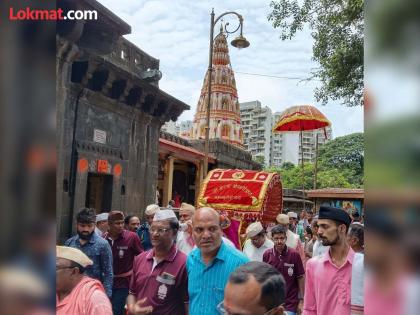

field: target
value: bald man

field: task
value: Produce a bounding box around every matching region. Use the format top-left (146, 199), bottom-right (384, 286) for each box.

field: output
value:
top-left (187, 207), bottom-right (249, 315)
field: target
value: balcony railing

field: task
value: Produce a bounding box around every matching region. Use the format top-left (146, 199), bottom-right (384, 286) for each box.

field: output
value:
top-left (105, 37), bottom-right (160, 78)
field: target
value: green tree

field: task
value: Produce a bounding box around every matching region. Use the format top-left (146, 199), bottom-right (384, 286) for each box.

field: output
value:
top-left (268, 0), bottom-right (364, 106)
top-left (268, 163), bottom-right (355, 189)
top-left (253, 155), bottom-right (266, 169)
top-left (280, 161), bottom-right (295, 170)
top-left (317, 132), bottom-right (364, 187)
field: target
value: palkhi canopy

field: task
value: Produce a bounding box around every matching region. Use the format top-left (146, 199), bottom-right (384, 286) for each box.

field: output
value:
top-left (198, 169), bottom-right (282, 222)
top-left (273, 105), bottom-right (331, 132)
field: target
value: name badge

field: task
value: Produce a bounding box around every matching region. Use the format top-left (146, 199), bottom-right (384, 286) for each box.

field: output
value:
top-left (156, 272), bottom-right (175, 285)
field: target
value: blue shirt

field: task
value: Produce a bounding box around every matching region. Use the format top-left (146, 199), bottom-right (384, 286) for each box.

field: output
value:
top-left (187, 241), bottom-right (249, 315)
top-left (65, 232), bottom-right (113, 297)
top-left (137, 223), bottom-right (152, 251)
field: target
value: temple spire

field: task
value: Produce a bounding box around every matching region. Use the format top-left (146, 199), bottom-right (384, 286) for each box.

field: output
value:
top-left (191, 24), bottom-right (244, 148)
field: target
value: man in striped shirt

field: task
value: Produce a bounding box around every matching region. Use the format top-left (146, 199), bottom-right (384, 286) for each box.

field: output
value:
top-left (187, 207), bottom-right (249, 315)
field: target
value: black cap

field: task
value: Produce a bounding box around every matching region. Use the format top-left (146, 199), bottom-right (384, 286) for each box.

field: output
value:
top-left (318, 206), bottom-right (351, 225)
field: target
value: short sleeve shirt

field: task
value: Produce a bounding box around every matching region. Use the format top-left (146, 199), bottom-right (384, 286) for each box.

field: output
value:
top-left (263, 246), bottom-right (305, 312)
top-left (303, 247), bottom-right (355, 315)
top-left (104, 230), bottom-right (143, 288)
top-left (129, 245), bottom-right (188, 315)
top-left (187, 242), bottom-right (249, 315)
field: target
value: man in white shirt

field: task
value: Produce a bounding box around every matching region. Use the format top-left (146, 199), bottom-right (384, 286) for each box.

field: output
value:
top-left (95, 212), bottom-right (109, 236)
top-left (311, 217), bottom-right (329, 257)
top-left (176, 203), bottom-right (196, 255)
top-left (242, 222), bottom-right (274, 262)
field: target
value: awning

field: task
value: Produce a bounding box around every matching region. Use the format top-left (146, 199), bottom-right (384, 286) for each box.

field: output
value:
top-left (159, 138), bottom-right (216, 163)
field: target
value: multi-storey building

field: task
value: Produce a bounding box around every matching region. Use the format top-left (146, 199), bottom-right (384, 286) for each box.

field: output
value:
top-left (238, 105), bottom-right (333, 168)
top-left (240, 101), bottom-right (272, 166)
top-left (297, 128), bottom-right (332, 165)
top-left (271, 111), bottom-right (332, 166)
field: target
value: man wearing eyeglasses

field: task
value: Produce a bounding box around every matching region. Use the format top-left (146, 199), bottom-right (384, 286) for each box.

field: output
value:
top-left (187, 207), bottom-right (249, 315)
top-left (242, 221), bottom-right (274, 262)
top-left (127, 209), bottom-right (189, 315)
top-left (220, 261), bottom-right (287, 315)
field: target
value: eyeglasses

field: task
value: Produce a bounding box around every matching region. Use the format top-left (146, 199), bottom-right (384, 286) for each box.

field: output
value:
top-left (150, 227), bottom-right (171, 235)
top-left (216, 301), bottom-right (279, 315)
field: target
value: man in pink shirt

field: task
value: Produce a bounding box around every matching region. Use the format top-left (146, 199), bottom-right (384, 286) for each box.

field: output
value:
top-left (303, 206), bottom-right (354, 315)
top-left (56, 246), bottom-right (112, 315)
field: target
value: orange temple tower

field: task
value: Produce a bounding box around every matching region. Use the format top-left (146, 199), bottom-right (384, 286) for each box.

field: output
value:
top-left (191, 27), bottom-right (244, 149)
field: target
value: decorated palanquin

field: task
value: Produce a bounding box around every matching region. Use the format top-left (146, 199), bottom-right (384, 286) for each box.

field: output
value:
top-left (198, 169), bottom-right (282, 249)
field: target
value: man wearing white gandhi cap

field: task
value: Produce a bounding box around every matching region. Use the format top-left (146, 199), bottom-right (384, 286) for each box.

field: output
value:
top-left (127, 209), bottom-right (189, 314)
top-left (153, 209), bottom-right (177, 221)
top-left (95, 212), bottom-right (109, 236)
top-left (242, 222), bottom-right (274, 262)
top-left (56, 246), bottom-right (112, 315)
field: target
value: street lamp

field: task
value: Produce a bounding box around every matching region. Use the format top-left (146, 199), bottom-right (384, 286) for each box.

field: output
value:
top-left (203, 9), bottom-right (250, 178)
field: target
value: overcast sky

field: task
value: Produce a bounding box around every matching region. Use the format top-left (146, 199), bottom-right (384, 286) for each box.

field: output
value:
top-left (98, 0), bottom-right (363, 137)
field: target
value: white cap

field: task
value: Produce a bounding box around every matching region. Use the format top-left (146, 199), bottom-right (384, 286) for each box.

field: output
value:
top-left (287, 212), bottom-right (298, 219)
top-left (153, 209), bottom-right (177, 221)
top-left (276, 214), bottom-right (289, 225)
top-left (56, 246), bottom-right (93, 268)
top-left (96, 212), bottom-right (108, 223)
top-left (246, 222), bottom-right (264, 238)
top-left (145, 204), bottom-right (160, 216)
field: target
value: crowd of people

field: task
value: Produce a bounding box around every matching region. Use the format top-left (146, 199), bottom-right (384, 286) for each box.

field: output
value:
top-left (56, 203), bottom-right (364, 315)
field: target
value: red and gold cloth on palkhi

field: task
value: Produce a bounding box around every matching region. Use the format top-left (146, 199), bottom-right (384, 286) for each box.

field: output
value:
top-left (198, 169), bottom-right (282, 223)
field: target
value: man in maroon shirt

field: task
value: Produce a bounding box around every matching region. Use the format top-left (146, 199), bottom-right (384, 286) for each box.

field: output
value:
top-left (263, 224), bottom-right (305, 315)
top-left (104, 210), bottom-right (143, 315)
top-left (127, 209), bottom-right (188, 315)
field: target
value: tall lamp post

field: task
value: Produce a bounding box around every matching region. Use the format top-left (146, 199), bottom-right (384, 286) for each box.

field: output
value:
top-left (202, 9), bottom-right (250, 178)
